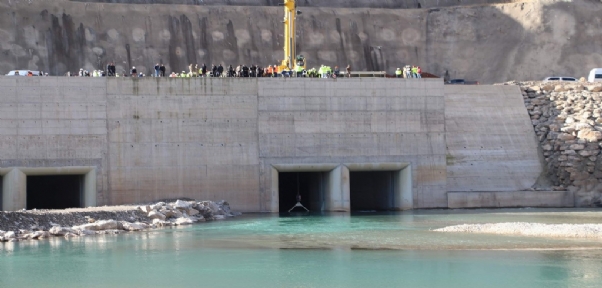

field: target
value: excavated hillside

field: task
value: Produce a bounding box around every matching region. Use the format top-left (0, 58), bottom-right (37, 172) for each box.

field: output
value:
top-left (0, 0), bottom-right (600, 83)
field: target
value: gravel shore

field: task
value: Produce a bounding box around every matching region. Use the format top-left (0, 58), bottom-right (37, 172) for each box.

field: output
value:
top-left (435, 222), bottom-right (602, 239)
top-left (0, 200), bottom-right (239, 242)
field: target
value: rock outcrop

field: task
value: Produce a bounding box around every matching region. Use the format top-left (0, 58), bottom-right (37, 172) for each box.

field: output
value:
top-left (1, 0), bottom-right (601, 83)
top-left (0, 200), bottom-right (239, 243)
top-left (510, 81), bottom-right (602, 207)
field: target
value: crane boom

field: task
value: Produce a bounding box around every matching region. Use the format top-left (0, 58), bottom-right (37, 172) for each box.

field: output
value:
top-left (280, 0), bottom-right (305, 72)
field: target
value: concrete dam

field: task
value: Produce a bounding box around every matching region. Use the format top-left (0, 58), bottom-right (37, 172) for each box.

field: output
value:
top-left (0, 77), bottom-right (572, 212)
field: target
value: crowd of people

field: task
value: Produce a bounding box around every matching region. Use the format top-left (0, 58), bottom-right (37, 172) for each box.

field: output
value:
top-left (395, 65), bottom-right (422, 78)
top-left (63, 62), bottom-right (422, 79)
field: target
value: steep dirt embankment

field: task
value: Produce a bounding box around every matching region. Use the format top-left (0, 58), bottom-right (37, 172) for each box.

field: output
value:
top-left (0, 0), bottom-right (600, 83)
top-left (512, 81), bottom-right (602, 207)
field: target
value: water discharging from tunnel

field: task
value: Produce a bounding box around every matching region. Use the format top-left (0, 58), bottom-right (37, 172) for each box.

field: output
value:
top-left (2, 209), bottom-right (602, 287)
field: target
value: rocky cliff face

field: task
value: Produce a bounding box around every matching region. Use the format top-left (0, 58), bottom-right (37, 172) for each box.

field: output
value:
top-left (71, 0), bottom-right (521, 9)
top-left (516, 81), bottom-right (602, 207)
top-left (0, 0), bottom-right (601, 83)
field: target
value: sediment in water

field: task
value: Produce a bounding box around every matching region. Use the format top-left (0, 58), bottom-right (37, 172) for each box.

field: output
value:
top-left (435, 222), bottom-right (602, 239)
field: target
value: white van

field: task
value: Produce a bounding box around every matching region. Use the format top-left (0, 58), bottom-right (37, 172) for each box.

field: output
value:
top-left (5, 70), bottom-right (41, 76)
top-left (588, 68), bottom-right (602, 83)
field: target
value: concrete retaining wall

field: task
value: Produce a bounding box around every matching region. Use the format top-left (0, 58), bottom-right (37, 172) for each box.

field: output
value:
top-left (445, 85), bottom-right (543, 192)
top-left (0, 77), bottom-right (558, 211)
top-left (0, 77), bottom-right (448, 212)
top-left (447, 191), bottom-right (574, 209)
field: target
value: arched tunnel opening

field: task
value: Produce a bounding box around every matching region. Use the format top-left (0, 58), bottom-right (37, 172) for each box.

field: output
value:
top-left (27, 175), bottom-right (84, 210)
top-left (278, 172), bottom-right (326, 212)
top-left (350, 171), bottom-right (396, 211)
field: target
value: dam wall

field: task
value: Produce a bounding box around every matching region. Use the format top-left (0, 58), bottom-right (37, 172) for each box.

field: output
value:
top-left (444, 85), bottom-right (573, 208)
top-left (0, 77), bottom-right (572, 211)
top-left (0, 77), bottom-right (446, 212)
top-left (1, 0), bottom-right (602, 84)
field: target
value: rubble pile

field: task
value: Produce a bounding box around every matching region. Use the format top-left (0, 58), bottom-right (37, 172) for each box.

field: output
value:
top-left (515, 81), bottom-right (602, 206)
top-left (0, 200), bottom-right (239, 243)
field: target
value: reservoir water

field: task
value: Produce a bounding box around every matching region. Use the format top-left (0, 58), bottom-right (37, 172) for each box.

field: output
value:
top-left (1, 209), bottom-right (602, 287)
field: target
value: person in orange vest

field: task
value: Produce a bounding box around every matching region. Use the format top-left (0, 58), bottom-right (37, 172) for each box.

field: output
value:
top-left (273, 65), bottom-right (279, 77)
top-left (266, 65), bottom-right (273, 77)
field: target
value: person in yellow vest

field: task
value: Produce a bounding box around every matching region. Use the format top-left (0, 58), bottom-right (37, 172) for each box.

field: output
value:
top-left (295, 65), bottom-right (304, 77)
top-left (410, 66), bottom-right (417, 78)
top-left (395, 68), bottom-right (402, 78)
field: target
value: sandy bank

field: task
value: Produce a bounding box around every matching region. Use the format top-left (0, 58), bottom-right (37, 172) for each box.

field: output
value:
top-left (435, 222), bottom-right (602, 239)
top-left (0, 200), bottom-right (239, 242)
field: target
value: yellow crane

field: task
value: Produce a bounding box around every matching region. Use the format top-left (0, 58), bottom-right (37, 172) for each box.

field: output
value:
top-left (279, 0), bottom-right (305, 73)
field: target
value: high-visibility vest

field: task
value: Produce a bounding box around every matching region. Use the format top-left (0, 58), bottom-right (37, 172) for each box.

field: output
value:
top-left (395, 69), bottom-right (402, 75)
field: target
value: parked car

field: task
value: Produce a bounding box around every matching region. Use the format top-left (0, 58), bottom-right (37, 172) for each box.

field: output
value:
top-left (588, 68), bottom-right (602, 83)
top-left (5, 70), bottom-right (41, 76)
top-left (445, 79), bottom-right (479, 85)
top-left (542, 76), bottom-right (577, 82)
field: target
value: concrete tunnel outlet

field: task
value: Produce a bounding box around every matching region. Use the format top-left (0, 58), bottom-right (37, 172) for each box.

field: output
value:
top-left (273, 163), bottom-right (413, 213)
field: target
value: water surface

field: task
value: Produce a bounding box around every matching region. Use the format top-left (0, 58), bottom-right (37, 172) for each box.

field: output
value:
top-left (1, 209), bottom-right (602, 287)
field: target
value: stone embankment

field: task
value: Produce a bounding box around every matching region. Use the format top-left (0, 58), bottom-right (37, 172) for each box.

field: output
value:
top-left (503, 81), bottom-right (602, 207)
top-left (0, 200), bottom-right (239, 243)
top-left (435, 222), bottom-right (602, 239)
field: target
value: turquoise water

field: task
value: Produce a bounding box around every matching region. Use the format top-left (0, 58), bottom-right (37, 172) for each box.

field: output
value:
top-left (2, 209), bottom-right (602, 287)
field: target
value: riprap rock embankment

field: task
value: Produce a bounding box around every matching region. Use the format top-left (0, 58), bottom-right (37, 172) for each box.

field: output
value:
top-left (512, 82), bottom-right (602, 207)
top-left (0, 200), bottom-right (238, 242)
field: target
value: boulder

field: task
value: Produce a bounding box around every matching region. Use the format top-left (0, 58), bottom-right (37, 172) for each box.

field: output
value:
top-left (557, 133), bottom-right (576, 141)
top-left (187, 208), bottom-right (200, 216)
top-left (174, 217), bottom-right (196, 225)
top-left (121, 222), bottom-right (149, 231)
top-left (152, 219), bottom-right (173, 227)
top-left (578, 129), bottom-right (602, 142)
top-left (542, 143), bottom-right (553, 151)
top-left (73, 220), bottom-right (119, 231)
top-left (49, 226), bottom-right (76, 236)
top-left (77, 230), bottom-right (96, 236)
top-left (148, 211), bottom-right (166, 221)
top-left (173, 200), bottom-right (191, 210)
top-left (138, 205), bottom-right (153, 213)
top-left (160, 209), bottom-right (182, 219)
top-left (569, 144), bottom-right (585, 150)
top-left (4, 231), bottom-right (16, 239)
top-left (153, 202), bottom-right (166, 210)
top-left (587, 86), bottom-right (602, 92)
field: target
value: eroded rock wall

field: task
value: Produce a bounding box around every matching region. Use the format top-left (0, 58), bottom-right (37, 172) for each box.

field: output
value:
top-left (70, 0), bottom-right (522, 9)
top-left (0, 0), bottom-right (601, 83)
top-left (517, 82), bottom-right (602, 207)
